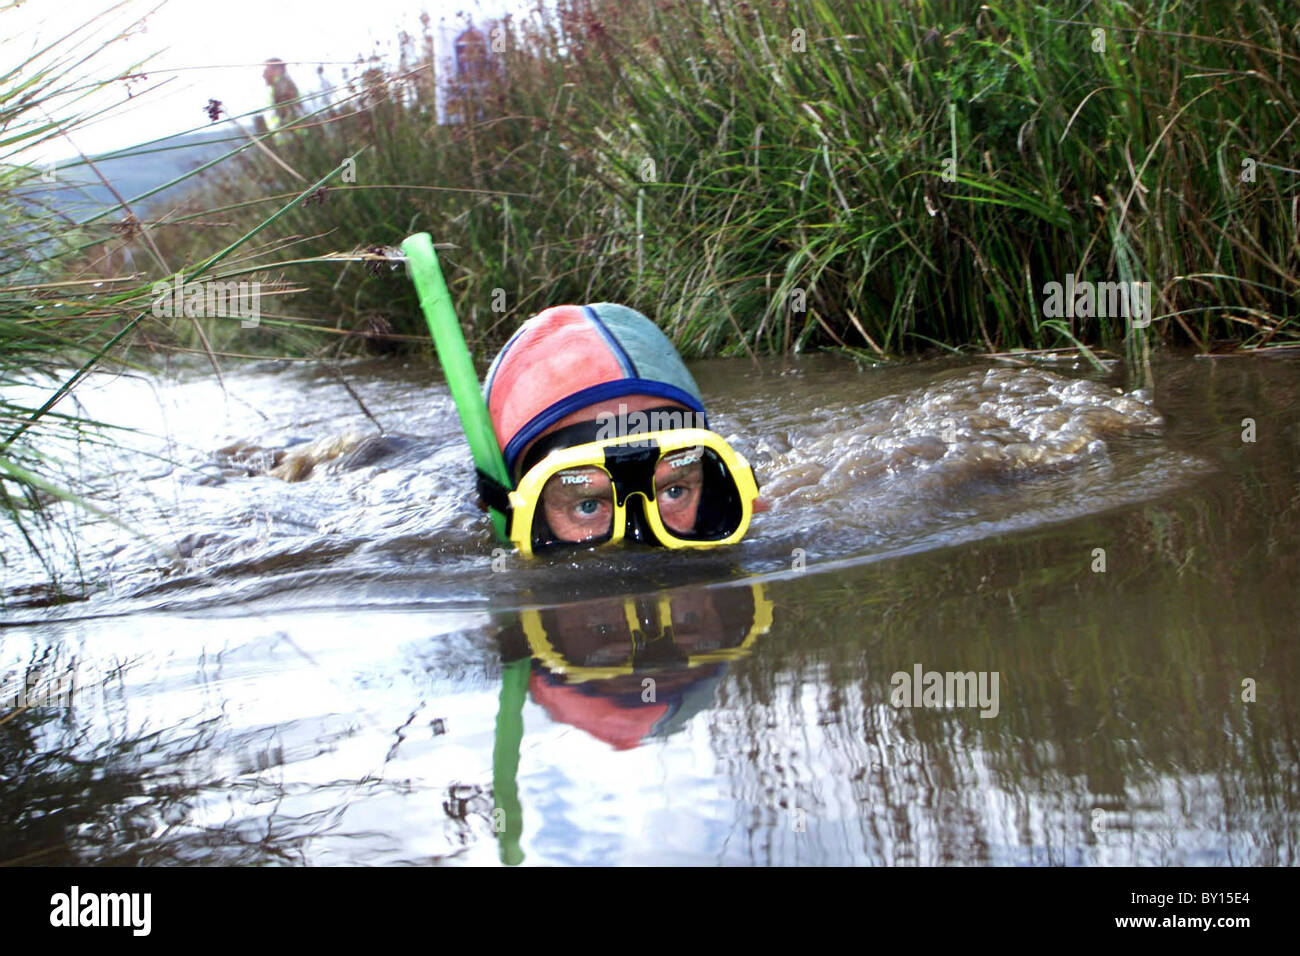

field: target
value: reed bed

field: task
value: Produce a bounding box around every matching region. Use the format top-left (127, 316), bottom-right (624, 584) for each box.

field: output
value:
top-left (1, 4), bottom-right (351, 575)
top-left (156, 0), bottom-right (1299, 360)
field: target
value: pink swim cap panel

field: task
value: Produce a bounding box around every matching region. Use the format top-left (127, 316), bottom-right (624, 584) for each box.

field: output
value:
top-left (529, 673), bottom-right (667, 750)
top-left (484, 303), bottom-right (707, 477)
top-left (485, 306), bottom-right (625, 456)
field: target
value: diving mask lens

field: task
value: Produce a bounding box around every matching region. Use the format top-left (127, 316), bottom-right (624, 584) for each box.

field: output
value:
top-left (534, 465), bottom-right (616, 548)
top-left (653, 444), bottom-right (746, 542)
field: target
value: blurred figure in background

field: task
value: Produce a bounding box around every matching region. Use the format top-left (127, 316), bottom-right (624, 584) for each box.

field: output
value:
top-left (253, 58), bottom-right (301, 136)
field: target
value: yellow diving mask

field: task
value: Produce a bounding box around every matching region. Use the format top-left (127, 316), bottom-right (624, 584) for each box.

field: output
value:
top-left (477, 425), bottom-right (759, 558)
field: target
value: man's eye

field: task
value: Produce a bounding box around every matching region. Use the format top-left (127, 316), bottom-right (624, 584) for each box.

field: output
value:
top-left (576, 498), bottom-right (602, 515)
top-left (661, 484), bottom-right (687, 500)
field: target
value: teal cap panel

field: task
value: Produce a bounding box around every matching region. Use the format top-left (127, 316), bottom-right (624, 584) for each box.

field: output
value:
top-left (585, 303), bottom-right (704, 406)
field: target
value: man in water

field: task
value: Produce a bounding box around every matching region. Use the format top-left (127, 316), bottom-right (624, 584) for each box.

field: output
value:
top-left (477, 303), bottom-right (763, 556)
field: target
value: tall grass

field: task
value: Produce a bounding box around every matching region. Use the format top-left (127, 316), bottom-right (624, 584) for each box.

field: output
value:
top-left (0, 3), bottom-right (354, 585)
top-left (157, 0), bottom-right (1300, 361)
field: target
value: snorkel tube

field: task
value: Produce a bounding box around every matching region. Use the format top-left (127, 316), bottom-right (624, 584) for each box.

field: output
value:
top-left (401, 233), bottom-right (511, 543)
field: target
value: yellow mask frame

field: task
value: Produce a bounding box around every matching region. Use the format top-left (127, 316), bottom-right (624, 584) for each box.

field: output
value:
top-left (505, 428), bottom-right (759, 558)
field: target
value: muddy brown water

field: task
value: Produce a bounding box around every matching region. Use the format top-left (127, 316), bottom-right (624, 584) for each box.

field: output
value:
top-left (1, 352), bottom-right (1296, 865)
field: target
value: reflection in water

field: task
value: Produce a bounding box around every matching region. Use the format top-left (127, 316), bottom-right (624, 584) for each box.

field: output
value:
top-left (0, 641), bottom-right (303, 865)
top-left (1, 355), bottom-right (1297, 866)
top-left (490, 583), bottom-right (772, 864)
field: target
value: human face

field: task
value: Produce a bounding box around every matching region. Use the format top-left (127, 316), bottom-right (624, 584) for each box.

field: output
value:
top-left (538, 447), bottom-right (705, 543)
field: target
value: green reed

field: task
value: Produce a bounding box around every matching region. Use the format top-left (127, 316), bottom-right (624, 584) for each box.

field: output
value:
top-left (0, 4), bottom-right (357, 580)
top-left (164, 0), bottom-right (1299, 361)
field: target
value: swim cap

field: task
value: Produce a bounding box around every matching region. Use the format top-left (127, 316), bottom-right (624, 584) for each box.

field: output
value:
top-left (529, 669), bottom-right (724, 750)
top-left (483, 303), bottom-right (707, 478)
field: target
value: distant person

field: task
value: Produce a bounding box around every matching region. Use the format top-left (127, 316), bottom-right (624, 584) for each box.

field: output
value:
top-left (315, 65), bottom-right (336, 116)
top-left (253, 58), bottom-right (301, 136)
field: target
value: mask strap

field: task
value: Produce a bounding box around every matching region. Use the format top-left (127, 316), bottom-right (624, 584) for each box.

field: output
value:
top-left (476, 468), bottom-right (514, 516)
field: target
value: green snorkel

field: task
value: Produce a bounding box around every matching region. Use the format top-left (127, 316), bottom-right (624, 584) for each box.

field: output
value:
top-left (401, 233), bottom-right (511, 543)
top-left (404, 234), bottom-right (524, 863)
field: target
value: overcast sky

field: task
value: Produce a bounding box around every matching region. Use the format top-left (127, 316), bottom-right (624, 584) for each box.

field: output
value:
top-left (6, 0), bottom-right (534, 162)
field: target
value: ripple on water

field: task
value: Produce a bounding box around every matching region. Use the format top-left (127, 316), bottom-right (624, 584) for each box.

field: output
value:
top-left (3, 354), bottom-right (1291, 868)
top-left (5, 359), bottom-right (1203, 616)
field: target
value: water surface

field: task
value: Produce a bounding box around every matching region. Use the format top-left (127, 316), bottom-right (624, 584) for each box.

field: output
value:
top-left (2, 352), bottom-right (1296, 865)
